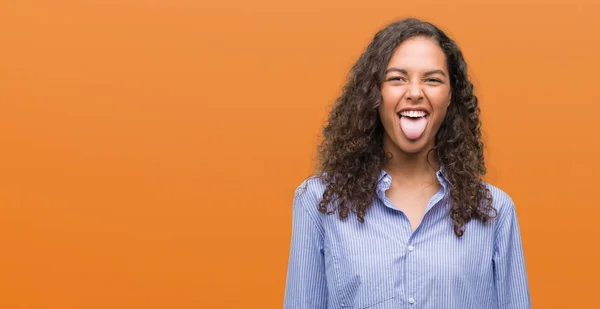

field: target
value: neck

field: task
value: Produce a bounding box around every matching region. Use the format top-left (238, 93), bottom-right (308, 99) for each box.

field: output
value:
top-left (382, 136), bottom-right (441, 187)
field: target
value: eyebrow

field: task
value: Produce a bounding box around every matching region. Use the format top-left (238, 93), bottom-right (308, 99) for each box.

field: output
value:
top-left (385, 68), bottom-right (447, 77)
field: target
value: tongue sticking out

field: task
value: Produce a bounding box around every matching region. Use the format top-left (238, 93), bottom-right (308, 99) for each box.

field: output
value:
top-left (400, 116), bottom-right (427, 140)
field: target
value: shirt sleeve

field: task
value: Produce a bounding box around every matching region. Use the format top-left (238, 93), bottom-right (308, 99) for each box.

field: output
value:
top-left (283, 180), bottom-right (328, 309)
top-left (493, 195), bottom-right (532, 308)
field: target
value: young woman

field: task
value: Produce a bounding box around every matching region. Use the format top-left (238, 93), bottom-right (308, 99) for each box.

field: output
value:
top-left (283, 18), bottom-right (531, 308)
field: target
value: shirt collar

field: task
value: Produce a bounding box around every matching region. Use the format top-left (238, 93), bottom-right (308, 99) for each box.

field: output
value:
top-left (378, 165), bottom-right (450, 191)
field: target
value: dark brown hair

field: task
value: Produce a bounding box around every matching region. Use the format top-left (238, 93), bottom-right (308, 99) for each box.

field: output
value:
top-left (315, 18), bottom-right (496, 236)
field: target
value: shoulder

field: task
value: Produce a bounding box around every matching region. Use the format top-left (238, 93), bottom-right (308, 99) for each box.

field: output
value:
top-left (294, 174), bottom-right (327, 200)
top-left (484, 182), bottom-right (516, 212)
top-left (483, 181), bottom-right (518, 228)
top-left (293, 174), bottom-right (328, 216)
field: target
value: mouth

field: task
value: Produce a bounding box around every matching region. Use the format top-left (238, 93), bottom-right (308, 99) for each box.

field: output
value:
top-left (397, 110), bottom-right (429, 119)
top-left (397, 110), bottom-right (429, 140)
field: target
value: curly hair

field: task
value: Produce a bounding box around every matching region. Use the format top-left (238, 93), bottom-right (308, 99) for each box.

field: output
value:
top-left (314, 18), bottom-right (496, 236)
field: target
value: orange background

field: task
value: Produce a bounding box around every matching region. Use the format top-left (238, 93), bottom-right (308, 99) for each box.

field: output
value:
top-left (1, 0), bottom-right (599, 308)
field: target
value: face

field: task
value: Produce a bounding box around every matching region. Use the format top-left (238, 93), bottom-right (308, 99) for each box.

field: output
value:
top-left (378, 36), bottom-right (451, 155)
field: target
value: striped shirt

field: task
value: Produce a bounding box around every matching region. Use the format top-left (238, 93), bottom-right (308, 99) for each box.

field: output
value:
top-left (283, 168), bottom-right (531, 309)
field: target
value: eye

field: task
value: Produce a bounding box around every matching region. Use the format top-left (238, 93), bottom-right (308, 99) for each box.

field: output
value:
top-left (426, 78), bottom-right (443, 83)
top-left (387, 77), bottom-right (406, 82)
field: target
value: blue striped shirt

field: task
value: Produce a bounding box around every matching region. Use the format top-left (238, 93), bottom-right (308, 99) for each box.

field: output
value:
top-left (283, 168), bottom-right (531, 309)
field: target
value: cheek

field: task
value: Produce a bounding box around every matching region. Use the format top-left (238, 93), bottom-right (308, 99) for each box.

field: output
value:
top-left (424, 88), bottom-right (451, 110)
top-left (381, 86), bottom-right (404, 104)
top-left (379, 89), bottom-right (399, 116)
top-left (432, 110), bottom-right (448, 128)
top-left (424, 89), bottom-right (450, 128)
top-left (377, 104), bottom-right (395, 128)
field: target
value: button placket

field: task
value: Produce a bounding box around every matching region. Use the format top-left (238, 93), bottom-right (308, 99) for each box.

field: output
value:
top-left (405, 235), bottom-right (418, 308)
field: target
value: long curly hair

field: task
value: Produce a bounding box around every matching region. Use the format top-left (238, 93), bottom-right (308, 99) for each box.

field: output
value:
top-left (315, 18), bottom-right (496, 236)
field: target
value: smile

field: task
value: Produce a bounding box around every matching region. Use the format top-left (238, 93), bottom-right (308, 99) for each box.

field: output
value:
top-left (398, 110), bottom-right (429, 118)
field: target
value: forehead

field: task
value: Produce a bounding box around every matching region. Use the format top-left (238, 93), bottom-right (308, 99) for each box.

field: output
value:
top-left (386, 36), bottom-right (447, 72)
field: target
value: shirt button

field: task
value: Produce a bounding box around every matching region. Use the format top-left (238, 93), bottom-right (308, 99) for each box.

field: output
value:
top-left (408, 245), bottom-right (415, 252)
top-left (409, 297), bottom-right (415, 304)
top-left (383, 177), bottom-right (390, 182)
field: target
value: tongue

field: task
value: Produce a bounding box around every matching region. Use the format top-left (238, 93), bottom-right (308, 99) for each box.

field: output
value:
top-left (400, 116), bottom-right (427, 140)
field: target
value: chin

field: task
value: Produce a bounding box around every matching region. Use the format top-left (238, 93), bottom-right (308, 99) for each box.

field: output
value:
top-left (398, 144), bottom-right (426, 154)
top-left (395, 136), bottom-right (434, 155)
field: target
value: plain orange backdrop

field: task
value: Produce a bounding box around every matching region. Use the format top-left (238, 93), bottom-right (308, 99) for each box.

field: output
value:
top-left (1, 0), bottom-right (599, 308)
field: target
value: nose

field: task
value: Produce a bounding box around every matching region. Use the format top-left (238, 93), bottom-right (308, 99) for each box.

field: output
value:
top-left (406, 83), bottom-right (423, 101)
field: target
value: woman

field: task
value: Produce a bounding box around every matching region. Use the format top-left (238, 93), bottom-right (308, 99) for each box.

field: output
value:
top-left (283, 18), bottom-right (531, 309)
